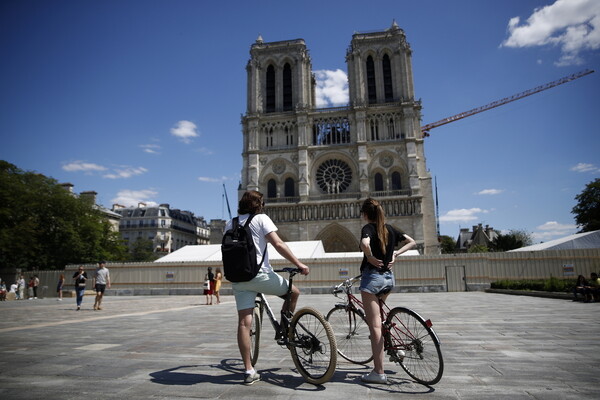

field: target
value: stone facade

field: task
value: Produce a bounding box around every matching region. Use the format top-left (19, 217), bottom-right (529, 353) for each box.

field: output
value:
top-left (240, 23), bottom-right (439, 254)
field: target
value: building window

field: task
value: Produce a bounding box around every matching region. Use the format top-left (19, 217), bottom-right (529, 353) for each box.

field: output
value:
top-left (267, 179), bottom-right (277, 198)
top-left (266, 64), bottom-right (276, 112)
top-left (366, 56), bottom-right (376, 104)
top-left (370, 119), bottom-right (379, 140)
top-left (382, 54), bottom-right (393, 102)
top-left (391, 171), bottom-right (401, 190)
top-left (284, 177), bottom-right (295, 197)
top-left (283, 63), bottom-right (292, 111)
top-left (374, 173), bottom-right (384, 192)
top-left (266, 127), bottom-right (274, 147)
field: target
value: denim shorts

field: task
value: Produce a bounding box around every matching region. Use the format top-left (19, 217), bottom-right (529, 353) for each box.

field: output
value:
top-left (232, 270), bottom-right (289, 311)
top-left (359, 269), bottom-right (395, 296)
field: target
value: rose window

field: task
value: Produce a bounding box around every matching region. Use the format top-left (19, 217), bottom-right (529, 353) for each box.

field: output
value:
top-left (316, 159), bottom-right (352, 194)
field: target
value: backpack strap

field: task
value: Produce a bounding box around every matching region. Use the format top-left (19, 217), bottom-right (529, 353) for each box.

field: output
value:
top-left (243, 214), bottom-right (268, 267)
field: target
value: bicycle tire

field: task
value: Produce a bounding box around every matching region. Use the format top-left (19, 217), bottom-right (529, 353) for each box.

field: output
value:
top-left (326, 305), bottom-right (373, 364)
top-left (288, 306), bottom-right (337, 385)
top-left (250, 302), bottom-right (262, 366)
top-left (384, 307), bottom-right (443, 385)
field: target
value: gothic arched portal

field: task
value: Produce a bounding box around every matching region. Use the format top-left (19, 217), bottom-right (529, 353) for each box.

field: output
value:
top-left (316, 223), bottom-right (359, 253)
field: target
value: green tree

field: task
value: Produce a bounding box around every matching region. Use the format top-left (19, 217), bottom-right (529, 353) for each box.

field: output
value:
top-left (129, 238), bottom-right (158, 262)
top-left (491, 233), bottom-right (523, 252)
top-left (572, 178), bottom-right (600, 232)
top-left (0, 161), bottom-right (127, 269)
top-left (507, 229), bottom-right (533, 247)
top-left (467, 244), bottom-right (489, 253)
top-left (439, 235), bottom-right (456, 254)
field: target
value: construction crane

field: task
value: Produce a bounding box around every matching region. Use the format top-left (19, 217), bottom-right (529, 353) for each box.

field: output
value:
top-left (421, 69), bottom-right (594, 137)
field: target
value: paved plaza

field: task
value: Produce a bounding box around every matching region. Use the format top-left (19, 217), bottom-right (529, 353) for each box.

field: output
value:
top-left (0, 291), bottom-right (598, 399)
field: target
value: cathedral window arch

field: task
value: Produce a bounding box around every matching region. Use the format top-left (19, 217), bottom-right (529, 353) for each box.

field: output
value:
top-left (391, 171), bottom-right (402, 191)
top-left (374, 173), bottom-right (384, 192)
top-left (266, 127), bottom-right (274, 147)
top-left (382, 53), bottom-right (393, 102)
top-left (266, 64), bottom-right (276, 113)
top-left (284, 177), bottom-right (295, 198)
top-left (369, 118), bottom-right (379, 141)
top-left (366, 55), bottom-right (377, 104)
top-left (283, 63), bottom-right (293, 111)
top-left (267, 178), bottom-right (277, 199)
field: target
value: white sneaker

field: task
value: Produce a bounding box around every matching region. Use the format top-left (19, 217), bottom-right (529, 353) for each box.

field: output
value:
top-left (361, 370), bottom-right (388, 384)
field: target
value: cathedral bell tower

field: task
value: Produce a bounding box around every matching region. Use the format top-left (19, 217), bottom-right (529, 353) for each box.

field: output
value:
top-left (240, 23), bottom-right (440, 255)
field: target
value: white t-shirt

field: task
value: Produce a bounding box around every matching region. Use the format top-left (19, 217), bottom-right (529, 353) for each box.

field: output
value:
top-left (94, 267), bottom-right (110, 285)
top-left (225, 213), bottom-right (278, 273)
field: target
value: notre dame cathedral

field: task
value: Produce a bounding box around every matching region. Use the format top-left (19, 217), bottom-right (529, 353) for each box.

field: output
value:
top-left (239, 22), bottom-right (440, 255)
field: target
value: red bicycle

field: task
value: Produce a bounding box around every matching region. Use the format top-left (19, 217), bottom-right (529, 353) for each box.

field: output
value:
top-left (326, 274), bottom-right (444, 385)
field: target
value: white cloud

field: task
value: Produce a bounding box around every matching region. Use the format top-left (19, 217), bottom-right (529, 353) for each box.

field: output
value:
top-left (140, 144), bottom-right (161, 154)
top-left (314, 69), bottom-right (349, 107)
top-left (62, 161), bottom-right (107, 173)
top-left (532, 220), bottom-right (577, 241)
top-left (570, 162), bottom-right (600, 173)
top-left (439, 208), bottom-right (489, 223)
top-left (103, 166), bottom-right (148, 179)
top-left (501, 0), bottom-right (600, 66)
top-left (476, 188), bottom-right (504, 195)
top-left (198, 176), bottom-right (229, 183)
top-left (170, 120), bottom-right (199, 144)
top-left (111, 189), bottom-right (159, 208)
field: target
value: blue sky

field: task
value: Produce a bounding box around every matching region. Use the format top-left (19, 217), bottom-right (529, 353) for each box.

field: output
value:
top-left (1, 0), bottom-right (599, 243)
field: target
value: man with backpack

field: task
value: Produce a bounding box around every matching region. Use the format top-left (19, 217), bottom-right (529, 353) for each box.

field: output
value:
top-left (223, 190), bottom-right (309, 385)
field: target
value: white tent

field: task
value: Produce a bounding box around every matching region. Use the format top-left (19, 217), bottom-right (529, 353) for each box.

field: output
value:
top-left (156, 240), bottom-right (419, 262)
top-left (509, 230), bottom-right (600, 252)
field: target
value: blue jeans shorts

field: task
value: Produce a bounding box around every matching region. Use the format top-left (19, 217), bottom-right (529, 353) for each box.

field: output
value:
top-left (359, 269), bottom-right (395, 296)
top-left (232, 270), bottom-right (289, 311)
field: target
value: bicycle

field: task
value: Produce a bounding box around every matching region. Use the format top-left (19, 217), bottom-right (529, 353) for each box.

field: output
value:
top-left (326, 274), bottom-right (444, 385)
top-left (249, 267), bottom-right (337, 385)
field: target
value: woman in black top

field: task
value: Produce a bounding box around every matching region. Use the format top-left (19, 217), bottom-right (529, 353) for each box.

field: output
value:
top-left (358, 198), bottom-right (416, 384)
top-left (72, 266), bottom-right (88, 311)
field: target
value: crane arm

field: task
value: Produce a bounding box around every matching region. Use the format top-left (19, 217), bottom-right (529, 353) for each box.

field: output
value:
top-left (421, 69), bottom-right (594, 137)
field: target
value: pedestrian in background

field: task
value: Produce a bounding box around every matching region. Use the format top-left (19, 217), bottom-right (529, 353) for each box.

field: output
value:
top-left (73, 266), bottom-right (88, 311)
top-left (92, 261), bottom-right (110, 311)
top-left (214, 267), bottom-right (223, 304)
top-left (17, 275), bottom-right (25, 300)
top-left (204, 267), bottom-right (214, 305)
top-left (57, 274), bottom-right (65, 301)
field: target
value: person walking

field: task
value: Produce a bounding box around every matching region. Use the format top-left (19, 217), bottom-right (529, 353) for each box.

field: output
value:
top-left (57, 274), bottom-right (65, 301)
top-left (73, 266), bottom-right (88, 310)
top-left (33, 275), bottom-right (40, 299)
top-left (227, 190), bottom-right (309, 385)
top-left (214, 268), bottom-right (223, 304)
top-left (92, 261), bottom-right (110, 311)
top-left (204, 267), bottom-right (215, 305)
top-left (28, 276), bottom-right (34, 299)
top-left (17, 275), bottom-right (25, 300)
top-left (358, 198), bottom-right (416, 384)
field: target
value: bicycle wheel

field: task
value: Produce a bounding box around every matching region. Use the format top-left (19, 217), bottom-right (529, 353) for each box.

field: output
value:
top-left (326, 305), bottom-right (373, 364)
top-left (384, 307), bottom-right (443, 385)
top-left (288, 306), bottom-right (337, 385)
top-left (249, 302), bottom-right (262, 366)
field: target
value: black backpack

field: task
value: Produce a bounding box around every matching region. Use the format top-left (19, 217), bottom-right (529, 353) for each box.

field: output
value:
top-left (221, 214), bottom-right (267, 282)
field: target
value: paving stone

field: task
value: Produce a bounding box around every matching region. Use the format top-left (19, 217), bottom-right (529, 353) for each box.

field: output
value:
top-left (0, 292), bottom-right (598, 399)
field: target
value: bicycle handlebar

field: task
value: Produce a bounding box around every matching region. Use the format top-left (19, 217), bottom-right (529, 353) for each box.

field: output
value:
top-left (273, 267), bottom-right (302, 274)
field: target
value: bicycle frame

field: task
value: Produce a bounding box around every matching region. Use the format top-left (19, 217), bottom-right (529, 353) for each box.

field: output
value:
top-left (332, 274), bottom-right (440, 352)
top-left (250, 268), bottom-right (339, 385)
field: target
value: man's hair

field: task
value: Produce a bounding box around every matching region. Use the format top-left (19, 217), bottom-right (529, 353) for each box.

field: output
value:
top-left (238, 190), bottom-right (264, 215)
